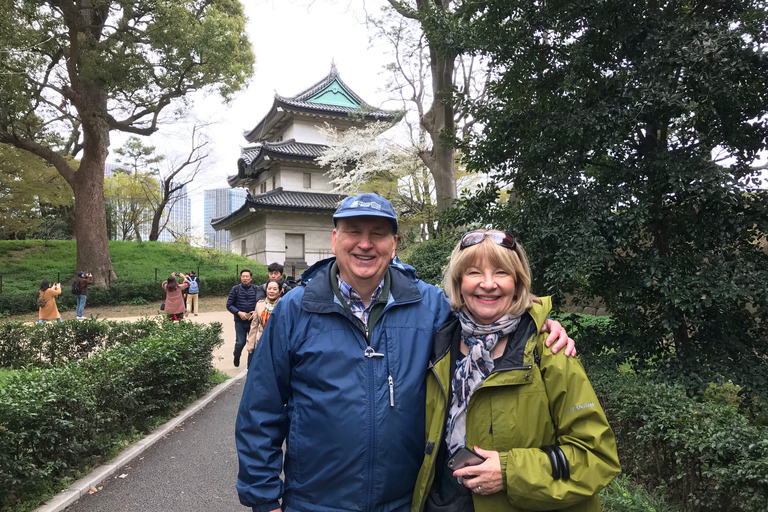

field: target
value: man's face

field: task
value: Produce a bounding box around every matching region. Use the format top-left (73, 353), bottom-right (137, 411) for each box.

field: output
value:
top-left (268, 270), bottom-right (282, 281)
top-left (332, 216), bottom-right (396, 291)
top-left (240, 271), bottom-right (252, 286)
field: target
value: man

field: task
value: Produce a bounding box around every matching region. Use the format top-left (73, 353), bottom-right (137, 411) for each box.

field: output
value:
top-left (226, 269), bottom-right (256, 367)
top-left (254, 262), bottom-right (294, 301)
top-left (74, 271), bottom-right (94, 320)
top-left (235, 193), bottom-right (572, 512)
top-left (187, 270), bottom-right (200, 316)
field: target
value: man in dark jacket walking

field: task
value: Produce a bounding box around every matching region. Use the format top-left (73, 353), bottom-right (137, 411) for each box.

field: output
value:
top-left (235, 193), bottom-right (574, 512)
top-left (226, 269), bottom-right (256, 368)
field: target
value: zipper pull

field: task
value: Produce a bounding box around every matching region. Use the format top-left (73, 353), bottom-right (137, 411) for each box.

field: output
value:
top-left (364, 346), bottom-right (384, 358)
top-left (388, 375), bottom-right (394, 407)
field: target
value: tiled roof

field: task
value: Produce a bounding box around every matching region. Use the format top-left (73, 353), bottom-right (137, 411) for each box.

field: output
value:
top-left (248, 188), bottom-right (345, 211)
top-left (211, 188), bottom-right (347, 230)
top-left (244, 67), bottom-right (401, 142)
top-left (240, 140), bottom-right (327, 166)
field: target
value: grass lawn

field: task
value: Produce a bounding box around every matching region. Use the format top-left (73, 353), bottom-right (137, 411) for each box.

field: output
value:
top-left (0, 239), bottom-right (265, 294)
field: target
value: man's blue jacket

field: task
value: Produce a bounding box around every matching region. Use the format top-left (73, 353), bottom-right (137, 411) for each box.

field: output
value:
top-left (235, 257), bottom-right (452, 512)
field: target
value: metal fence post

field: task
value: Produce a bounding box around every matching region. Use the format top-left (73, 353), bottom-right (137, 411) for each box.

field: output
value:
top-left (57, 272), bottom-right (60, 284)
top-left (236, 264), bottom-right (239, 277)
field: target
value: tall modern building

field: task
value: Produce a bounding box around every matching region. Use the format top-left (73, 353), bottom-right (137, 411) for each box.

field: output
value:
top-left (142, 183), bottom-right (191, 242)
top-left (204, 188), bottom-right (247, 251)
top-left (104, 162), bottom-right (192, 242)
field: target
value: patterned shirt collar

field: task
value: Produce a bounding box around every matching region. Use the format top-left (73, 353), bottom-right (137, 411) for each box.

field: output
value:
top-left (337, 274), bottom-right (385, 324)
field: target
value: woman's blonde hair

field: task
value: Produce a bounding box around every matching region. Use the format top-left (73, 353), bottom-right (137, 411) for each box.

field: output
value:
top-left (443, 231), bottom-right (537, 315)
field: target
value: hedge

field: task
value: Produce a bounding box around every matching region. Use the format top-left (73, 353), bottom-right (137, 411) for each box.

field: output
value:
top-left (0, 319), bottom-right (223, 510)
top-left (0, 272), bottom-right (267, 316)
top-left (553, 312), bottom-right (768, 512)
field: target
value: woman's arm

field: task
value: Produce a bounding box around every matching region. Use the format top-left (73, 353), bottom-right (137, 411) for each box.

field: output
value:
top-left (502, 345), bottom-right (620, 508)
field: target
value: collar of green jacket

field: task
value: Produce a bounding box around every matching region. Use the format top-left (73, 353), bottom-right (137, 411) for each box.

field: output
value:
top-left (430, 297), bottom-right (552, 371)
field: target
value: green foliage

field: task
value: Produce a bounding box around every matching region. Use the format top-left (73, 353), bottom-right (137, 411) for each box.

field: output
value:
top-left (0, 320), bottom-right (223, 510)
top-left (600, 474), bottom-right (679, 512)
top-left (0, 144), bottom-right (74, 240)
top-left (592, 368), bottom-right (768, 512)
top-left (129, 297), bottom-right (149, 306)
top-left (0, 240), bottom-right (266, 315)
top-left (399, 233), bottom-right (461, 286)
top-left (449, 1), bottom-right (768, 404)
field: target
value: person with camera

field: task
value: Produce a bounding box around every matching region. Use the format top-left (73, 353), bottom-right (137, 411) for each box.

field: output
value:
top-left (74, 271), bottom-right (94, 320)
top-left (38, 280), bottom-right (62, 323)
top-left (162, 272), bottom-right (190, 322)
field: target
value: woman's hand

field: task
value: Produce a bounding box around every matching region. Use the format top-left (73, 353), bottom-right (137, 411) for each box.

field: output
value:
top-left (542, 318), bottom-right (576, 356)
top-left (453, 446), bottom-right (504, 496)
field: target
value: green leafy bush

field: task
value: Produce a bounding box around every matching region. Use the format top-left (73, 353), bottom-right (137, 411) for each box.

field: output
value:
top-left (399, 234), bottom-right (461, 286)
top-left (0, 320), bottom-right (223, 510)
top-left (0, 318), bottom-right (161, 368)
top-left (592, 368), bottom-right (768, 512)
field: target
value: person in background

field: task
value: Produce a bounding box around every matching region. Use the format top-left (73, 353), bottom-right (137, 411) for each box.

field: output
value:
top-left (74, 271), bottom-right (94, 320)
top-left (235, 193), bottom-right (575, 512)
top-left (38, 280), bottom-right (62, 323)
top-left (181, 272), bottom-right (190, 312)
top-left (226, 269), bottom-right (256, 368)
top-left (187, 270), bottom-right (200, 316)
top-left (412, 230), bottom-right (620, 511)
top-left (244, 279), bottom-right (281, 369)
top-left (254, 262), bottom-right (293, 301)
top-left (162, 272), bottom-right (190, 322)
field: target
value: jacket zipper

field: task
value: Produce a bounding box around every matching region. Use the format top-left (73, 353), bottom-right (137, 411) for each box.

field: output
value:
top-left (418, 364), bottom-right (448, 512)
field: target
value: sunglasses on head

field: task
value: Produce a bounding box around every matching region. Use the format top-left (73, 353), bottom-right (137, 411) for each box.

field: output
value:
top-left (459, 230), bottom-right (517, 251)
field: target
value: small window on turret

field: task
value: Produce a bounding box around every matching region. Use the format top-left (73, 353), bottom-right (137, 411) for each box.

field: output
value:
top-left (272, 176), bottom-right (276, 190)
top-left (260, 182), bottom-right (267, 194)
top-left (303, 173), bottom-right (311, 189)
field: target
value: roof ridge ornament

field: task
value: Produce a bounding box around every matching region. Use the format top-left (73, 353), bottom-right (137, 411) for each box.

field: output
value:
top-left (330, 60), bottom-right (338, 77)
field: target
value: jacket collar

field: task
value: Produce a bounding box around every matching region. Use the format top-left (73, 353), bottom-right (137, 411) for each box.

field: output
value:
top-left (301, 257), bottom-right (423, 314)
top-left (430, 312), bottom-right (538, 371)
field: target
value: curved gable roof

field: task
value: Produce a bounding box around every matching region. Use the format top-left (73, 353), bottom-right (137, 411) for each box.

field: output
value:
top-left (243, 66), bottom-right (400, 143)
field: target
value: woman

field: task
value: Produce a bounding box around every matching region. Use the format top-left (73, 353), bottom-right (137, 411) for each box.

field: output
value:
top-left (162, 272), bottom-right (190, 321)
top-left (244, 279), bottom-right (281, 368)
top-left (38, 280), bottom-right (62, 323)
top-left (413, 230), bottom-right (620, 512)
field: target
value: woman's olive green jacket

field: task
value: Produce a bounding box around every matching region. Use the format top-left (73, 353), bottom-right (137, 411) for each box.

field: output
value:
top-left (411, 298), bottom-right (620, 512)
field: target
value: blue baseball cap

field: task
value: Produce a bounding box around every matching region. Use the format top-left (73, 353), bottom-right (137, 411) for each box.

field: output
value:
top-left (77, 271), bottom-right (84, 277)
top-left (333, 193), bottom-right (398, 234)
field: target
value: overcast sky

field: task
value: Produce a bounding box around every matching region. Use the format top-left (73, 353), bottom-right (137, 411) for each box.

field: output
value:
top-left (115, 0), bottom-right (396, 238)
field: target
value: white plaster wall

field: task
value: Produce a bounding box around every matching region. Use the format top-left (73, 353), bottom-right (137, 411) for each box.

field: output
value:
top-left (228, 211), bottom-right (334, 270)
top-left (280, 166), bottom-right (334, 193)
top-left (290, 120), bottom-right (327, 144)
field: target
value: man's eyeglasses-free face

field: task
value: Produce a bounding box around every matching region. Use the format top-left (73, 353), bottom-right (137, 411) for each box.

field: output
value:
top-left (459, 231), bottom-right (517, 251)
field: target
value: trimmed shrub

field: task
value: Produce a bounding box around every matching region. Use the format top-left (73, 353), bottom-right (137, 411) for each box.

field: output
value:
top-left (0, 318), bottom-right (161, 368)
top-left (0, 320), bottom-right (223, 509)
top-left (592, 368), bottom-right (768, 512)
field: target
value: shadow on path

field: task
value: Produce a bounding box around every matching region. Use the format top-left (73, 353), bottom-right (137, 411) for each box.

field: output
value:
top-left (64, 379), bottom-right (246, 512)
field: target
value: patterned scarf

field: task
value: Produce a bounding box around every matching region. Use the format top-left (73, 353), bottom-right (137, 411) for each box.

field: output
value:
top-left (261, 297), bottom-right (279, 326)
top-left (446, 307), bottom-right (522, 454)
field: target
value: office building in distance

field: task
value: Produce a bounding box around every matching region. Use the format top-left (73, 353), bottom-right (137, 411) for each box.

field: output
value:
top-left (204, 187), bottom-right (248, 251)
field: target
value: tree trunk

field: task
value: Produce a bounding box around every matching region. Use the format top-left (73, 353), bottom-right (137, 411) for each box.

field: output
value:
top-left (427, 45), bottom-right (458, 213)
top-left (72, 85), bottom-right (117, 285)
top-left (148, 197), bottom-right (170, 241)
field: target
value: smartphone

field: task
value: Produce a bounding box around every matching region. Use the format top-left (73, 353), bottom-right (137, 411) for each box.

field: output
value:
top-left (447, 447), bottom-right (486, 470)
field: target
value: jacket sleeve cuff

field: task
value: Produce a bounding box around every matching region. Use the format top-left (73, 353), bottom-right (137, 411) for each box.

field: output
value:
top-left (251, 501), bottom-right (280, 512)
top-left (499, 451), bottom-right (509, 492)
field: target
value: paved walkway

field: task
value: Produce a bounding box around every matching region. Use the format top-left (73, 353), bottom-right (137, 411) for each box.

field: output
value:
top-left (33, 310), bottom-right (251, 512)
